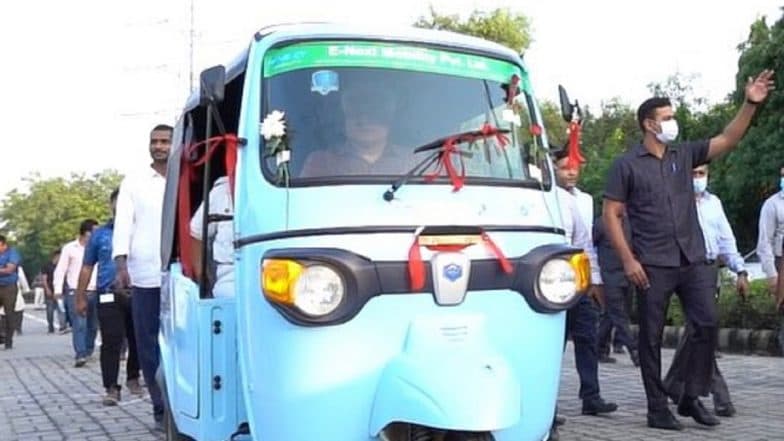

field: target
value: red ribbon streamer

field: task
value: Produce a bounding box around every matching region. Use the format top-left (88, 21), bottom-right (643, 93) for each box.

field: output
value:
top-left (425, 124), bottom-right (509, 192)
top-left (566, 121), bottom-right (585, 170)
top-left (178, 134), bottom-right (239, 277)
top-left (425, 137), bottom-right (465, 192)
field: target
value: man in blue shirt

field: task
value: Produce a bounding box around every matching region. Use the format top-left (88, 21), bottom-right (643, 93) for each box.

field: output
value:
top-left (0, 234), bottom-right (22, 350)
top-left (76, 189), bottom-right (142, 405)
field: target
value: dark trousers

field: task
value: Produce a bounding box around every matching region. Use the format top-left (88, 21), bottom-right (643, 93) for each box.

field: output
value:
top-left (566, 295), bottom-right (601, 400)
top-left (98, 292), bottom-right (140, 391)
top-left (638, 262), bottom-right (718, 412)
top-left (663, 321), bottom-right (730, 407)
top-left (132, 286), bottom-right (163, 418)
top-left (0, 284), bottom-right (18, 348)
top-left (598, 282), bottom-right (637, 354)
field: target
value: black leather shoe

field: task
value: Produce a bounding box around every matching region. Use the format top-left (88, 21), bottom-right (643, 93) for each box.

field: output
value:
top-left (554, 414), bottom-right (566, 426)
top-left (647, 409), bottom-right (683, 430)
top-left (715, 402), bottom-right (736, 417)
top-left (582, 397), bottom-right (618, 415)
top-left (678, 397), bottom-right (721, 426)
top-left (628, 348), bottom-right (640, 367)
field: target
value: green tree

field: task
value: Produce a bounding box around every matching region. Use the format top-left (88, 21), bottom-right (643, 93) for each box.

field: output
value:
top-left (414, 7), bottom-right (532, 53)
top-left (576, 99), bottom-right (638, 211)
top-left (0, 170), bottom-right (123, 276)
top-left (704, 15), bottom-right (784, 252)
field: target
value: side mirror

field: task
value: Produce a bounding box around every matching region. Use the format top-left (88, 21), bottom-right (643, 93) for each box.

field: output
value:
top-left (558, 84), bottom-right (575, 123)
top-left (199, 65), bottom-right (226, 106)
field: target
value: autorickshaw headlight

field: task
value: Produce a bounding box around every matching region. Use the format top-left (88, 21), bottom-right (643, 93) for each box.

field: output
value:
top-left (537, 253), bottom-right (589, 305)
top-left (292, 265), bottom-right (345, 316)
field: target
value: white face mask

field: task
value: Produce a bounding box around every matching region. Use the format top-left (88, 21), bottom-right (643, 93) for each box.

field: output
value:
top-left (693, 176), bottom-right (707, 194)
top-left (655, 119), bottom-right (679, 143)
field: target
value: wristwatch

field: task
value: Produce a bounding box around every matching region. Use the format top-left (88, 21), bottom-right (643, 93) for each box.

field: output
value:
top-left (737, 270), bottom-right (748, 278)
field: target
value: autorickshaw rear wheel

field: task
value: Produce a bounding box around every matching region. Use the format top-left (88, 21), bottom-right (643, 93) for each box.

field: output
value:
top-left (163, 399), bottom-right (193, 441)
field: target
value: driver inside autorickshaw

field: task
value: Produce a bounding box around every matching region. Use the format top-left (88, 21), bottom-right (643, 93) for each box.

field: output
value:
top-left (299, 80), bottom-right (410, 177)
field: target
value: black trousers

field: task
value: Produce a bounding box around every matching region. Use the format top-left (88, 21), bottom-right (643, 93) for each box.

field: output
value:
top-left (638, 262), bottom-right (718, 412)
top-left (97, 292), bottom-right (140, 391)
top-left (663, 320), bottom-right (731, 407)
top-left (598, 282), bottom-right (637, 354)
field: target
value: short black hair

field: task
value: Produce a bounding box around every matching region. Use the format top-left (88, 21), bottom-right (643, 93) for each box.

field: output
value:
top-left (151, 124), bottom-right (173, 134)
top-left (550, 147), bottom-right (569, 162)
top-left (79, 219), bottom-right (99, 236)
top-left (637, 97), bottom-right (672, 132)
top-left (110, 188), bottom-right (119, 202)
top-left (0, 234), bottom-right (6, 244)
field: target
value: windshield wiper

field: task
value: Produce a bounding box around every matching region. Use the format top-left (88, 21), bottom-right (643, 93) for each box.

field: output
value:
top-left (412, 127), bottom-right (511, 154)
top-left (383, 126), bottom-right (512, 201)
top-left (382, 150), bottom-right (442, 201)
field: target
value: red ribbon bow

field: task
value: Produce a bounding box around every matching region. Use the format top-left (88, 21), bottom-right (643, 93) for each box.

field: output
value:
top-left (407, 230), bottom-right (514, 291)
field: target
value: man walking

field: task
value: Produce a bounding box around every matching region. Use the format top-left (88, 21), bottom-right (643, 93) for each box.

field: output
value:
top-left (662, 164), bottom-right (749, 417)
top-left (602, 69), bottom-right (774, 430)
top-left (594, 213), bottom-right (639, 366)
top-left (756, 165), bottom-right (784, 354)
top-left (76, 189), bottom-right (143, 406)
top-left (113, 123), bottom-right (172, 427)
top-left (41, 250), bottom-right (67, 334)
top-left (548, 148), bottom-right (617, 441)
top-left (53, 219), bottom-right (99, 366)
top-left (0, 235), bottom-right (21, 350)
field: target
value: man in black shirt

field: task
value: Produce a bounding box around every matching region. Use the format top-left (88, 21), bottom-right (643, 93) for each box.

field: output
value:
top-left (602, 69), bottom-right (774, 431)
top-left (42, 250), bottom-right (67, 333)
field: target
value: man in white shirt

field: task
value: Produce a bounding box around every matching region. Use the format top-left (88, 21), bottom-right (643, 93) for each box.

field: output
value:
top-left (756, 165), bottom-right (784, 292)
top-left (663, 164), bottom-right (749, 418)
top-left (112, 123), bottom-right (172, 427)
top-left (189, 176), bottom-right (234, 297)
top-left (53, 219), bottom-right (99, 366)
top-left (548, 148), bottom-right (616, 441)
top-left (755, 166), bottom-right (784, 356)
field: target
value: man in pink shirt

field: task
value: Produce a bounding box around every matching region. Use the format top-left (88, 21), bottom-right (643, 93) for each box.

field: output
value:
top-left (53, 219), bottom-right (98, 367)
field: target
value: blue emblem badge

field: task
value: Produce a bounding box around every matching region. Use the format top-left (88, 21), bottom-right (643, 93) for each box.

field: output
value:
top-left (311, 70), bottom-right (339, 96)
top-left (443, 263), bottom-right (463, 282)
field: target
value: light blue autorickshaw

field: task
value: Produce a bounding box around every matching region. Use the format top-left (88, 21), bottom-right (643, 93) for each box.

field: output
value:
top-left (158, 22), bottom-right (590, 441)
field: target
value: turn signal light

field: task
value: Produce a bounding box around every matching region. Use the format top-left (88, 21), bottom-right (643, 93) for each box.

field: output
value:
top-left (262, 259), bottom-right (303, 305)
top-left (568, 252), bottom-right (590, 293)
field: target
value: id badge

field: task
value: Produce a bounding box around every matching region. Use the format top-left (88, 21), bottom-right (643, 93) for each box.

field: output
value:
top-left (99, 293), bottom-right (115, 304)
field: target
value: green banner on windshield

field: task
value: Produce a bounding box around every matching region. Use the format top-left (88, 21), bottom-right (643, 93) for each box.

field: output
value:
top-left (263, 41), bottom-right (527, 85)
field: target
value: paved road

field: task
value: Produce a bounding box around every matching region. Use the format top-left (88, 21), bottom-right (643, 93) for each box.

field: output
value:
top-left (0, 309), bottom-right (163, 441)
top-left (2, 308), bottom-right (783, 440)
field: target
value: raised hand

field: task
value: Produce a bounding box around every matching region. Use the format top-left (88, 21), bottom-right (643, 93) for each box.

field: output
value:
top-left (745, 69), bottom-right (775, 104)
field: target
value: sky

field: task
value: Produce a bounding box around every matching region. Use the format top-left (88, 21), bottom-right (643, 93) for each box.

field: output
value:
top-left (0, 0), bottom-right (781, 198)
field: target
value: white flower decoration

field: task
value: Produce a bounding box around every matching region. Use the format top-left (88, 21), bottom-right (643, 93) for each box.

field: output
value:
top-left (260, 110), bottom-right (286, 140)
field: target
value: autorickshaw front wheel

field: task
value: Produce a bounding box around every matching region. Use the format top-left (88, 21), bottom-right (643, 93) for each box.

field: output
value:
top-left (442, 431), bottom-right (495, 441)
top-left (381, 424), bottom-right (495, 441)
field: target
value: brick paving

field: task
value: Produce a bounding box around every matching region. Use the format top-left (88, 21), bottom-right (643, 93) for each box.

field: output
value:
top-left (0, 310), bottom-right (163, 441)
top-left (556, 344), bottom-right (784, 440)
top-left (2, 309), bottom-right (783, 440)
